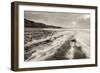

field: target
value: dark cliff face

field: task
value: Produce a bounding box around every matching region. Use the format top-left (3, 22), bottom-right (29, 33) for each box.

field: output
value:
top-left (24, 19), bottom-right (63, 28)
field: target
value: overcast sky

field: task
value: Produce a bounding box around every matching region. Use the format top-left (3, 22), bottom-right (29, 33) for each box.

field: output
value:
top-left (24, 11), bottom-right (90, 29)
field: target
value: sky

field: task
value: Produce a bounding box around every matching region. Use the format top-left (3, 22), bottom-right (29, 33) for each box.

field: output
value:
top-left (24, 11), bottom-right (90, 29)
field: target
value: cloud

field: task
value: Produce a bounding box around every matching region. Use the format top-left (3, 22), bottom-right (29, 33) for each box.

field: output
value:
top-left (24, 11), bottom-right (90, 29)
